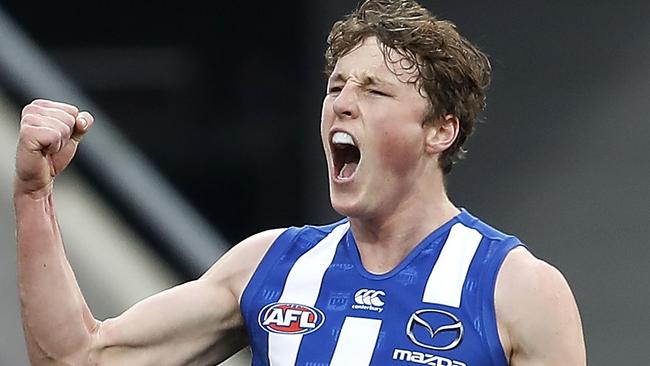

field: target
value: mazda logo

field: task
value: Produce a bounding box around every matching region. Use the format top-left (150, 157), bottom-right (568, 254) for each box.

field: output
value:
top-left (406, 309), bottom-right (463, 351)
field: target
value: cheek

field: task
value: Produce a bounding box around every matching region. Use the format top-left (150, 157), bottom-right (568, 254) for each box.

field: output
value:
top-left (320, 98), bottom-right (333, 144)
top-left (374, 126), bottom-right (422, 173)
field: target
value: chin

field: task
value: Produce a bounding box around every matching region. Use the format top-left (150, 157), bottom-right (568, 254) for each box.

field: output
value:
top-left (330, 192), bottom-right (368, 219)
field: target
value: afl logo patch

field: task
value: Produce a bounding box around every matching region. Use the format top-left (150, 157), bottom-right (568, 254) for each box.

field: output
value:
top-left (258, 302), bottom-right (325, 335)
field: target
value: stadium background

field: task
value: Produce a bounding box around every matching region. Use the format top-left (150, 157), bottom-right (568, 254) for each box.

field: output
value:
top-left (0, 0), bottom-right (648, 364)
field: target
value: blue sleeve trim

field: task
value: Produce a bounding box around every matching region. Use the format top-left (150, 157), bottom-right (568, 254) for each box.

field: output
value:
top-left (240, 226), bottom-right (305, 324)
top-left (480, 236), bottom-right (526, 366)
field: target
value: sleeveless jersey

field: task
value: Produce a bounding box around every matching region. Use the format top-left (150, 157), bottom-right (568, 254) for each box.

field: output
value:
top-left (240, 209), bottom-right (522, 366)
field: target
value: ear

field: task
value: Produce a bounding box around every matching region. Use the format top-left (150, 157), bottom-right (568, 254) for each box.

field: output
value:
top-left (425, 114), bottom-right (460, 155)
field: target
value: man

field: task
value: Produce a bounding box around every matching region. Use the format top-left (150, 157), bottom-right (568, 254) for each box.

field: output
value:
top-left (14, 0), bottom-right (585, 365)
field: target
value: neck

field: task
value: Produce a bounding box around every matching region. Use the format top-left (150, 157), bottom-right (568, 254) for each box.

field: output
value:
top-left (349, 172), bottom-right (459, 274)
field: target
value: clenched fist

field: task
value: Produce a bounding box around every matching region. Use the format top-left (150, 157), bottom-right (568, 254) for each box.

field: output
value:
top-left (15, 99), bottom-right (94, 198)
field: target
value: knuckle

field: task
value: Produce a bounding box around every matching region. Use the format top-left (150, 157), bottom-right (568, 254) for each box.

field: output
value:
top-left (30, 98), bottom-right (51, 109)
top-left (67, 103), bottom-right (80, 114)
top-left (62, 112), bottom-right (76, 128)
top-left (31, 98), bottom-right (79, 114)
top-left (18, 125), bottom-right (39, 143)
top-left (21, 104), bottom-right (37, 117)
top-left (21, 113), bottom-right (38, 125)
top-left (31, 98), bottom-right (51, 105)
top-left (54, 128), bottom-right (63, 141)
top-left (59, 122), bottom-right (72, 138)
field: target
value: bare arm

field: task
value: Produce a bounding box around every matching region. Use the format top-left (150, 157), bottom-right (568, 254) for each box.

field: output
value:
top-left (15, 99), bottom-right (97, 364)
top-left (88, 228), bottom-right (282, 366)
top-left (495, 247), bottom-right (586, 365)
top-left (15, 99), bottom-right (281, 365)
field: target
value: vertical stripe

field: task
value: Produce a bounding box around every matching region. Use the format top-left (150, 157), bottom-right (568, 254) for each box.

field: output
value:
top-left (330, 317), bottom-right (382, 366)
top-left (422, 223), bottom-right (482, 308)
top-left (268, 222), bottom-right (350, 366)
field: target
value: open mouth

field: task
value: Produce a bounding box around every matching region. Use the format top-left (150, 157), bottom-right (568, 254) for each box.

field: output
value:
top-left (331, 131), bottom-right (361, 180)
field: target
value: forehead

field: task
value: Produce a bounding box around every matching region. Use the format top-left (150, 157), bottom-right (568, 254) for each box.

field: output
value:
top-left (329, 36), bottom-right (419, 85)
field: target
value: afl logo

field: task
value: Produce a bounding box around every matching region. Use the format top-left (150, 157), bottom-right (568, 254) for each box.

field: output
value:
top-left (258, 302), bottom-right (325, 335)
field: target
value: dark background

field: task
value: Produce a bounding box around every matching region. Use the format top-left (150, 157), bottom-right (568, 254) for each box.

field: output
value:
top-left (1, 1), bottom-right (649, 364)
top-left (3, 1), bottom-right (313, 243)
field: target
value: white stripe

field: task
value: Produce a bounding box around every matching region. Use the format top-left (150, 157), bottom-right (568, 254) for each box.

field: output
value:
top-left (330, 317), bottom-right (382, 366)
top-left (268, 222), bottom-right (350, 366)
top-left (422, 223), bottom-right (482, 307)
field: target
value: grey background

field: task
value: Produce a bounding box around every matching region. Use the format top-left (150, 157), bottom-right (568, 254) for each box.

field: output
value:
top-left (1, 0), bottom-right (649, 364)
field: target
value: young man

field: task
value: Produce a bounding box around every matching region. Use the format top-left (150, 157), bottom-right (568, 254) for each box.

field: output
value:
top-left (14, 1), bottom-right (585, 365)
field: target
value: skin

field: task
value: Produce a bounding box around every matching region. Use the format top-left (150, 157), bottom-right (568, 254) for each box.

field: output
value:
top-left (15, 99), bottom-right (271, 365)
top-left (14, 37), bottom-right (585, 365)
top-left (322, 37), bottom-right (461, 274)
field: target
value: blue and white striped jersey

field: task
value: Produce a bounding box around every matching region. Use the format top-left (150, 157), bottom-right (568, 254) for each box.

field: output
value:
top-left (240, 209), bottom-right (522, 366)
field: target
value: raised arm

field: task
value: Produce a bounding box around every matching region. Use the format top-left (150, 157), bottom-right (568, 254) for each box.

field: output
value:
top-left (14, 99), bottom-right (280, 365)
top-left (495, 247), bottom-right (587, 365)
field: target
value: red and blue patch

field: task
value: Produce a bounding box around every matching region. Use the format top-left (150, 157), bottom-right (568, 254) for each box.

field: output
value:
top-left (258, 302), bottom-right (325, 335)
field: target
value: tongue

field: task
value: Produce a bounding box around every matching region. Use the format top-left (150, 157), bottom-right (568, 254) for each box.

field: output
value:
top-left (339, 162), bottom-right (358, 179)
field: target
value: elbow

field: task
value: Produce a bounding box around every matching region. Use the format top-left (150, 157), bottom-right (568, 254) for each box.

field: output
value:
top-left (25, 319), bottom-right (104, 366)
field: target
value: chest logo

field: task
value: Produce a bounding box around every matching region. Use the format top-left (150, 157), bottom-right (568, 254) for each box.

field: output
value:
top-left (258, 302), bottom-right (325, 335)
top-left (406, 309), bottom-right (464, 351)
top-left (354, 289), bottom-right (386, 307)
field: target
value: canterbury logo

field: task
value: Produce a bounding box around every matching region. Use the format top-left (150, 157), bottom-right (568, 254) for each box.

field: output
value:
top-left (354, 289), bottom-right (385, 307)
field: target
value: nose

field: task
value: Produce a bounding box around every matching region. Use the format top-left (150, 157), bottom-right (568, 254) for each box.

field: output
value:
top-left (332, 84), bottom-right (359, 120)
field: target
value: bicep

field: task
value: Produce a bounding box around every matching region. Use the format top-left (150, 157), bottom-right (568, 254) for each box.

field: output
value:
top-left (496, 248), bottom-right (586, 366)
top-left (87, 229), bottom-right (283, 366)
top-left (91, 278), bottom-right (246, 366)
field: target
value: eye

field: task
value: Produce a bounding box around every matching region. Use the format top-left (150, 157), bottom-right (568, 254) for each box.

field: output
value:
top-left (328, 86), bottom-right (342, 95)
top-left (368, 89), bottom-right (389, 97)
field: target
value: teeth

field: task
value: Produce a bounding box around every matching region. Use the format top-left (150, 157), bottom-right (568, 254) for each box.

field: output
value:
top-left (332, 132), bottom-right (355, 146)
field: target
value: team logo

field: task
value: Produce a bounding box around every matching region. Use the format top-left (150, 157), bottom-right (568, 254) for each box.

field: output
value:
top-left (406, 309), bottom-right (464, 351)
top-left (258, 302), bottom-right (325, 335)
top-left (352, 289), bottom-right (385, 312)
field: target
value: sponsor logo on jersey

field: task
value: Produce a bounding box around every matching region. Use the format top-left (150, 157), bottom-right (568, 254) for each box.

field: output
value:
top-left (392, 348), bottom-right (467, 366)
top-left (258, 302), bottom-right (325, 335)
top-left (407, 309), bottom-right (463, 351)
top-left (351, 289), bottom-right (385, 312)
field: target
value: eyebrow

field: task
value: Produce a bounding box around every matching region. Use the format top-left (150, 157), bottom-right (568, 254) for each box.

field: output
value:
top-left (328, 72), bottom-right (391, 87)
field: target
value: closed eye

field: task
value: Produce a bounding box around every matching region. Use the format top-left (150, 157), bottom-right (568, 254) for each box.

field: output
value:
top-left (368, 89), bottom-right (389, 97)
top-left (328, 86), bottom-right (342, 94)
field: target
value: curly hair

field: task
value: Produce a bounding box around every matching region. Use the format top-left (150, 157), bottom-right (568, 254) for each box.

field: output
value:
top-left (325, 0), bottom-right (492, 174)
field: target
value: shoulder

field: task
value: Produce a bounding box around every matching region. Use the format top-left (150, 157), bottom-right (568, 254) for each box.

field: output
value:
top-left (495, 247), bottom-right (586, 365)
top-left (201, 228), bottom-right (287, 301)
top-left (200, 220), bottom-right (349, 302)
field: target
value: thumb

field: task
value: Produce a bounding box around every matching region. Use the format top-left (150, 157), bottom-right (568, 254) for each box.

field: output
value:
top-left (71, 111), bottom-right (95, 143)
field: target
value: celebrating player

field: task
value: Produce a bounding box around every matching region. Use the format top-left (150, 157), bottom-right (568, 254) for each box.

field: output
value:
top-left (14, 1), bottom-right (585, 365)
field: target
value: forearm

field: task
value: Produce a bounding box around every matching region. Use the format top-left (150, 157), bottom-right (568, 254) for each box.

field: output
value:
top-left (15, 191), bottom-right (97, 364)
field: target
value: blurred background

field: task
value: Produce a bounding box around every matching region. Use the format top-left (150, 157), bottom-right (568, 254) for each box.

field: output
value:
top-left (0, 0), bottom-right (648, 365)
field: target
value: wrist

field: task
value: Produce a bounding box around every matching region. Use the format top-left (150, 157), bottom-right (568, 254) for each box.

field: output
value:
top-left (13, 178), bottom-right (54, 202)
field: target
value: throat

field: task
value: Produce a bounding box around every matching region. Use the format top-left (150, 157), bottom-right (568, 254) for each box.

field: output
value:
top-left (356, 241), bottom-right (413, 274)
